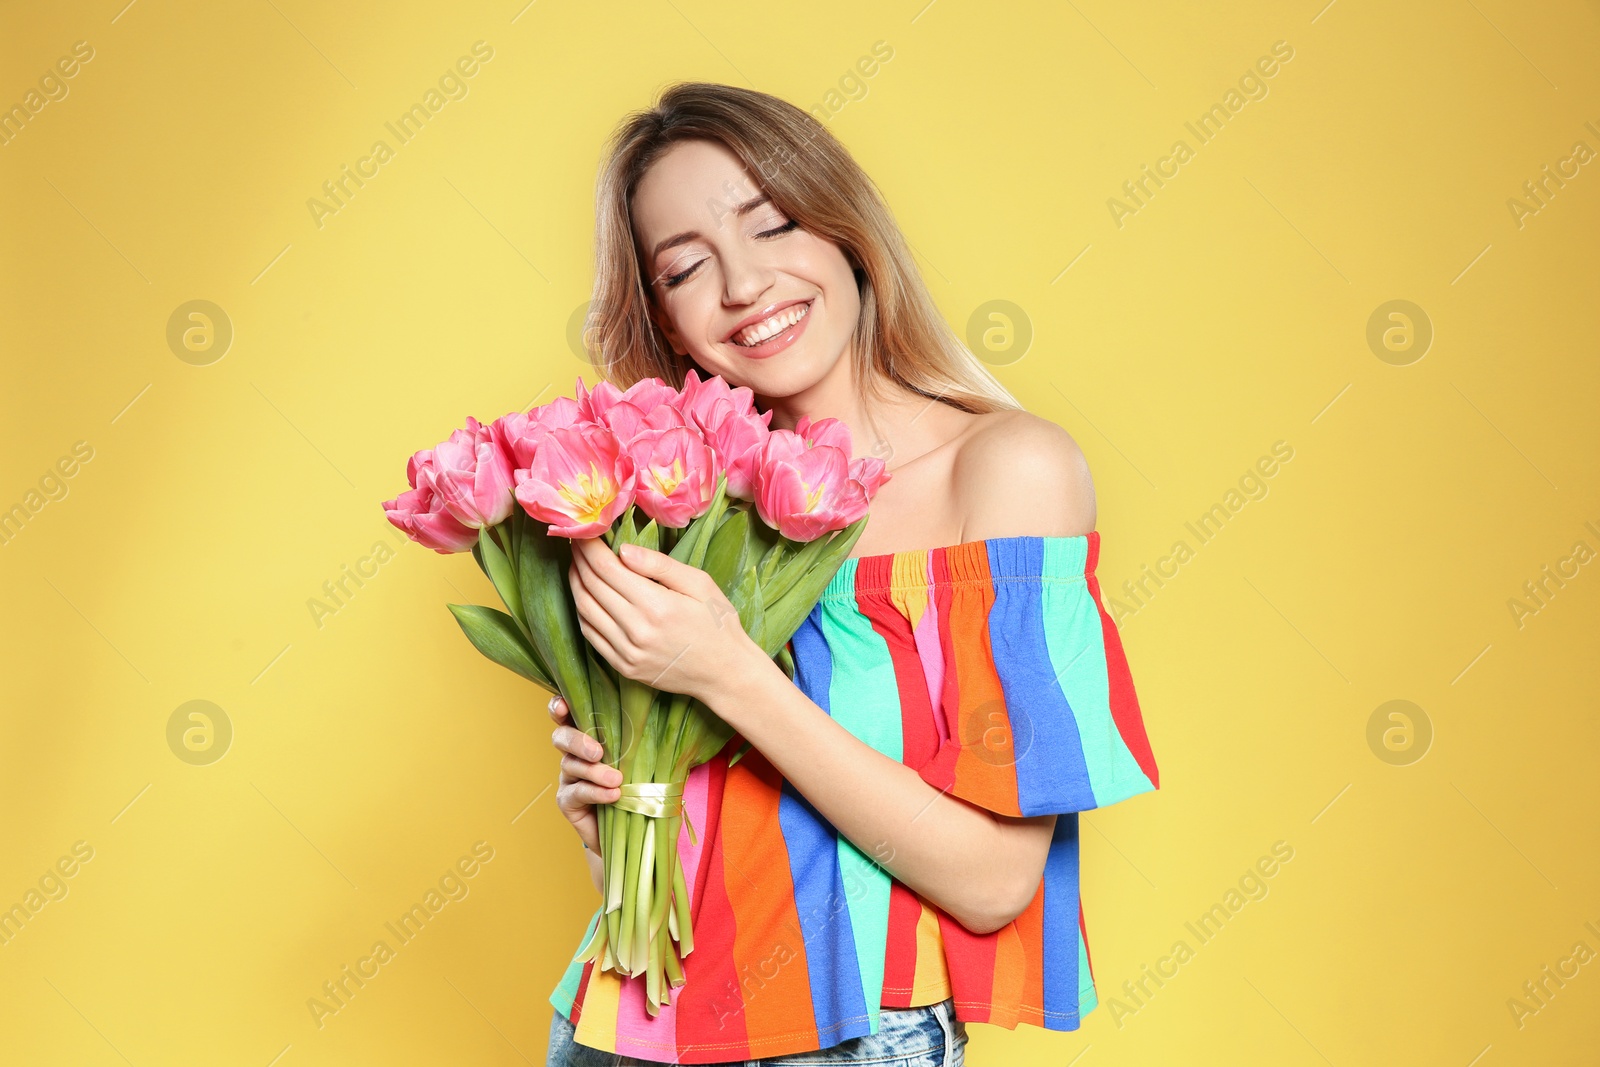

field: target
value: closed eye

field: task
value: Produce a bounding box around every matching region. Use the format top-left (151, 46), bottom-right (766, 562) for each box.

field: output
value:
top-left (660, 218), bottom-right (802, 289)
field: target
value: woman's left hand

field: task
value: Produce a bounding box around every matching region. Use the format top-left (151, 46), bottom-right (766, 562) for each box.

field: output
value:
top-left (568, 536), bottom-right (757, 704)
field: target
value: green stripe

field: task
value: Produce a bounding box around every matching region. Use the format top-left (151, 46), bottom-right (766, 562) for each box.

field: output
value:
top-left (818, 595), bottom-right (902, 1034)
top-left (549, 905), bottom-right (602, 1014)
top-left (1040, 539), bottom-right (1147, 805)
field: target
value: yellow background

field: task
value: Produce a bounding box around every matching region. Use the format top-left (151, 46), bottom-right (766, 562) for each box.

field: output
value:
top-left (2, 1), bottom-right (1597, 1064)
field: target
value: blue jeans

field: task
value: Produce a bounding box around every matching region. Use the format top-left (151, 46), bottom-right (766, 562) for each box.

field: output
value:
top-left (546, 998), bottom-right (968, 1066)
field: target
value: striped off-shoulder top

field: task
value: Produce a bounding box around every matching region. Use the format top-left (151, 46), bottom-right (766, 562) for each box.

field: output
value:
top-left (550, 532), bottom-right (1161, 1063)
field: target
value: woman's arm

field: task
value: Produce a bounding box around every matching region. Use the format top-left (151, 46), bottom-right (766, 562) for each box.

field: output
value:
top-left (567, 409), bottom-right (1097, 933)
top-left (714, 641), bottom-right (1055, 935)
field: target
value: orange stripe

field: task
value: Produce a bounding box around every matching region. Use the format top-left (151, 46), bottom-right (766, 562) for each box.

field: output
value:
top-left (945, 545), bottom-right (1020, 814)
top-left (718, 749), bottom-right (817, 1048)
top-left (1011, 885), bottom-right (1047, 1024)
top-left (987, 921), bottom-right (1029, 1027)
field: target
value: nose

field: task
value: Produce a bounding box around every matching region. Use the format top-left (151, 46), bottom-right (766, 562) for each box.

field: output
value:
top-left (720, 243), bottom-right (775, 310)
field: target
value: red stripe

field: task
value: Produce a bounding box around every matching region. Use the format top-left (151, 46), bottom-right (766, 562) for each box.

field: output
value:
top-left (1080, 898), bottom-right (1094, 984)
top-left (881, 882), bottom-right (923, 1007)
top-left (855, 570), bottom-right (942, 1009)
top-left (567, 956), bottom-right (595, 1026)
top-left (1084, 533), bottom-right (1159, 789)
top-left (936, 908), bottom-right (999, 1023)
top-left (671, 753), bottom-right (751, 1055)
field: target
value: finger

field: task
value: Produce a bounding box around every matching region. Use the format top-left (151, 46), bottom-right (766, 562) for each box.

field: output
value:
top-left (559, 779), bottom-right (620, 811)
top-left (571, 559), bottom-right (632, 654)
top-left (616, 543), bottom-right (713, 598)
top-left (580, 539), bottom-right (680, 622)
top-left (561, 753), bottom-right (624, 789)
top-left (573, 543), bottom-right (658, 647)
top-left (552, 724), bottom-right (605, 761)
top-left (560, 773), bottom-right (622, 805)
top-left (547, 694), bottom-right (569, 722)
top-left (578, 614), bottom-right (624, 671)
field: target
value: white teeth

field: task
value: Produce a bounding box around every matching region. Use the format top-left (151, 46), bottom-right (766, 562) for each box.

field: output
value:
top-left (733, 303), bottom-right (808, 346)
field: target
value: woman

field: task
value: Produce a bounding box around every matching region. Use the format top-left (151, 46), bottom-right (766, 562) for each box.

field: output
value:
top-left (545, 82), bottom-right (1160, 1065)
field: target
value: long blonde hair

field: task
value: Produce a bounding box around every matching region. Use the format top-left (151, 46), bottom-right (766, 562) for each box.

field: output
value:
top-left (583, 81), bottom-right (1021, 415)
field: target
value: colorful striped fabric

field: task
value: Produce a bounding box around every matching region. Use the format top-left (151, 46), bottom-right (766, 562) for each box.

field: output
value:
top-left (549, 532), bottom-right (1160, 1063)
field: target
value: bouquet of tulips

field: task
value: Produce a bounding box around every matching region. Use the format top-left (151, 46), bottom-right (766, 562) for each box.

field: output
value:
top-left (381, 371), bottom-right (889, 1014)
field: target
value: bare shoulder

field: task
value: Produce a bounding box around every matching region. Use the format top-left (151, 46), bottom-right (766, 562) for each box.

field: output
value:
top-left (952, 408), bottom-right (1097, 541)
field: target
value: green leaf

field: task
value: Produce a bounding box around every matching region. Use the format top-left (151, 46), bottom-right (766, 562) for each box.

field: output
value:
top-left (477, 526), bottom-right (522, 622)
top-left (758, 515), bottom-right (869, 656)
top-left (447, 604), bottom-right (556, 691)
top-left (516, 518), bottom-right (594, 726)
top-left (702, 507), bottom-right (751, 592)
top-left (668, 474), bottom-right (729, 569)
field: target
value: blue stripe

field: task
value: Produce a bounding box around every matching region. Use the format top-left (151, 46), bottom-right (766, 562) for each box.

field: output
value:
top-left (1040, 812), bottom-right (1082, 1026)
top-left (787, 608), bottom-right (872, 1046)
top-left (984, 538), bottom-right (1097, 815)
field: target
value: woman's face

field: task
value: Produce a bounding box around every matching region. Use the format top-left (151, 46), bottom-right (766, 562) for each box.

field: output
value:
top-left (630, 138), bottom-right (861, 399)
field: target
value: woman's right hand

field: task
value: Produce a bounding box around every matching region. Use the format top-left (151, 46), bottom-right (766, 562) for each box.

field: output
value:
top-left (548, 694), bottom-right (623, 854)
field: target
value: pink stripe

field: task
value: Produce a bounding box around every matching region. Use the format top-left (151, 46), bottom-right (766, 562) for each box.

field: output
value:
top-left (613, 968), bottom-right (665, 1057)
top-left (608, 761), bottom-right (714, 1060)
top-left (912, 556), bottom-right (950, 746)
top-left (680, 760), bottom-right (712, 912)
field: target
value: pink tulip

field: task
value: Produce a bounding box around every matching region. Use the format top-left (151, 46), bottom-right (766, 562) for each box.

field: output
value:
top-left (678, 370), bottom-right (772, 501)
top-left (577, 375), bottom-right (680, 431)
top-left (628, 423), bottom-right (721, 528)
top-left (383, 455), bottom-right (480, 554)
top-left (794, 414), bottom-right (853, 454)
top-left (708, 411), bottom-right (772, 502)
top-left (677, 368), bottom-right (761, 428)
top-left (492, 396), bottom-right (589, 470)
top-left (514, 423), bottom-right (637, 538)
top-left (849, 454), bottom-right (892, 497)
top-left (753, 429), bottom-right (888, 541)
top-left (427, 416), bottom-right (516, 529)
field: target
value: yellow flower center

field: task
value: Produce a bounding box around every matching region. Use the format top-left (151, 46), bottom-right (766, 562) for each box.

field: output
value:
top-left (648, 457), bottom-right (687, 497)
top-left (558, 462), bottom-right (616, 524)
top-left (801, 476), bottom-right (826, 512)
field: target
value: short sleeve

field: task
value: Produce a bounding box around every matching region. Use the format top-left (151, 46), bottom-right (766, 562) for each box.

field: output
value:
top-left (915, 535), bottom-right (1160, 818)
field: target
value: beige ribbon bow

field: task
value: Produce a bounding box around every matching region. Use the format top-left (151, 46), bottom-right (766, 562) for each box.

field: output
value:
top-left (613, 782), bottom-right (699, 846)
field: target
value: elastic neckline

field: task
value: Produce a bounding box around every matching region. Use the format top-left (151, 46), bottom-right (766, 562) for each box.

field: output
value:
top-left (821, 532), bottom-right (1100, 601)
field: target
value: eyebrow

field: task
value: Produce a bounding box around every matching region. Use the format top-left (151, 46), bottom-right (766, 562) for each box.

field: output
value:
top-left (650, 193), bottom-right (773, 262)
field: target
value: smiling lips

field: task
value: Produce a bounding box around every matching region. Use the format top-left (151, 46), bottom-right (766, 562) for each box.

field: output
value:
top-left (727, 300), bottom-right (811, 348)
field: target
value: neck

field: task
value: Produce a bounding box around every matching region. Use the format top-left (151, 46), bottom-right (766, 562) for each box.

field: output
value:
top-left (754, 349), bottom-right (950, 470)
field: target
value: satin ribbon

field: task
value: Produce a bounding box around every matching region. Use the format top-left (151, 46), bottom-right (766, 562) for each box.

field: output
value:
top-left (614, 782), bottom-right (698, 846)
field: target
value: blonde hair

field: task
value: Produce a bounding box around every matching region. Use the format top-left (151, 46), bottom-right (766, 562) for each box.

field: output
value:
top-left (582, 81), bottom-right (1021, 415)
